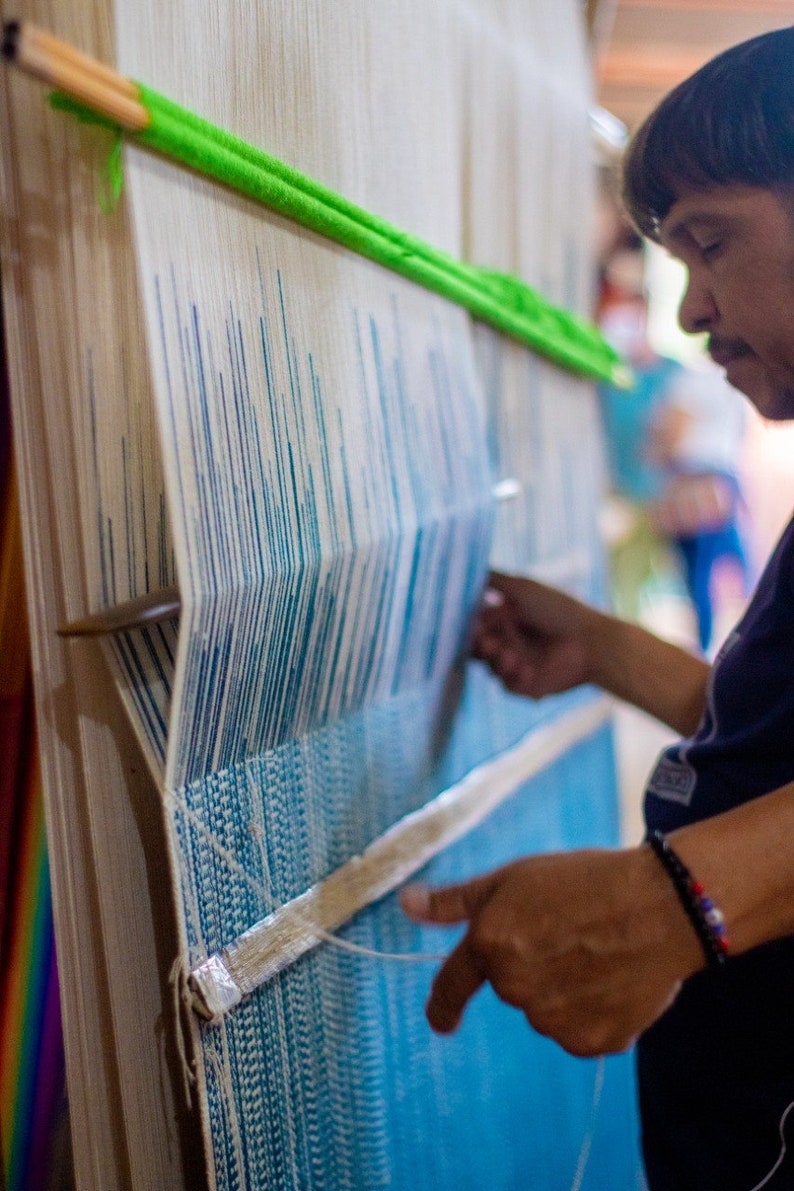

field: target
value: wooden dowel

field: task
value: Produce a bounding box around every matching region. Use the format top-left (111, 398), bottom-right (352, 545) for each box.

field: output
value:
top-left (2, 20), bottom-right (149, 131)
top-left (22, 23), bottom-right (140, 98)
top-left (57, 586), bottom-right (181, 637)
top-left (58, 479), bottom-right (518, 637)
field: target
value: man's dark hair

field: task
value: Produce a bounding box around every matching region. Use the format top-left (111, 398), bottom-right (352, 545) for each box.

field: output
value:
top-left (622, 26), bottom-right (794, 240)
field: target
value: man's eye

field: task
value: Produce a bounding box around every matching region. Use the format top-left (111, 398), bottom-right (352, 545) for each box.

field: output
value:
top-left (700, 241), bottom-right (722, 260)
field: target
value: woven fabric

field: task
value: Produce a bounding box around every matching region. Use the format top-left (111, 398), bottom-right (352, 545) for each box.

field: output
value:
top-left (178, 708), bottom-right (635, 1189)
top-left (110, 2), bottom-right (643, 1186)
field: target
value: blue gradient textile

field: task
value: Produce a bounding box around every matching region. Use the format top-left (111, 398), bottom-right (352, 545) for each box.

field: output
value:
top-left (110, 2), bottom-right (646, 1185)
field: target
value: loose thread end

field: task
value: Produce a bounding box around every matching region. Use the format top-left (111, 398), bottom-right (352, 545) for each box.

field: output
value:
top-left (168, 958), bottom-right (199, 1106)
top-left (98, 133), bottom-right (125, 213)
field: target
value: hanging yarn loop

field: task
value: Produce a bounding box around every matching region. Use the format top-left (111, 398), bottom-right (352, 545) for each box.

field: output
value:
top-left (98, 132), bottom-right (124, 213)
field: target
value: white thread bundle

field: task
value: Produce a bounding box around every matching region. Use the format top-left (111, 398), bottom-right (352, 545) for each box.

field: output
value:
top-left (185, 698), bottom-right (612, 1018)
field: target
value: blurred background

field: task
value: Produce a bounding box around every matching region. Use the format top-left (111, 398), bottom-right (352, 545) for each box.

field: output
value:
top-left (585, 0), bottom-right (794, 843)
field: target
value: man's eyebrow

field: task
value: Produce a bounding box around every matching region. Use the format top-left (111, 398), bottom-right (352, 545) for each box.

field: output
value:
top-left (662, 211), bottom-right (729, 244)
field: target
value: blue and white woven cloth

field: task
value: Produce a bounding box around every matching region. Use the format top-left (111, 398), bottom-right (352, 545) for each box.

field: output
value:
top-left (106, 1), bottom-right (647, 1185)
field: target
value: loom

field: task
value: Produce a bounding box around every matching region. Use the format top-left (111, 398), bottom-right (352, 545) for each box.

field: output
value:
top-left (0, 2), bottom-right (644, 1187)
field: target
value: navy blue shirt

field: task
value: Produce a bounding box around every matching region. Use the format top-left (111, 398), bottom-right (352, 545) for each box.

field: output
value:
top-left (638, 515), bottom-right (794, 1191)
top-left (646, 513), bottom-right (794, 834)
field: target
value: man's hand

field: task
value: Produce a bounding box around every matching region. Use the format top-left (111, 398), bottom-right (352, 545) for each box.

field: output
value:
top-left (472, 571), bottom-right (709, 735)
top-left (401, 847), bottom-right (704, 1057)
top-left (472, 573), bottom-right (598, 699)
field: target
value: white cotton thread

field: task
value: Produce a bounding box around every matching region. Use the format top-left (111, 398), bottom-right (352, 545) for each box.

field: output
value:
top-left (568, 1056), bottom-right (605, 1191)
top-left (312, 925), bottom-right (446, 963)
top-left (171, 700), bottom-right (612, 984)
top-left (165, 790), bottom-right (275, 903)
top-left (205, 1032), bottom-right (246, 1183)
top-left (166, 786), bottom-right (445, 965)
top-left (747, 1099), bottom-right (794, 1191)
top-left (168, 957), bottom-right (198, 1106)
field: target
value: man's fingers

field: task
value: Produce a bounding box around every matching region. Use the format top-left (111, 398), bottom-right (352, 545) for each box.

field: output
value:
top-left (426, 936), bottom-right (486, 1033)
top-left (400, 873), bottom-right (498, 925)
top-left (486, 571), bottom-right (571, 626)
top-left (400, 877), bottom-right (499, 1032)
top-left (486, 570), bottom-right (539, 604)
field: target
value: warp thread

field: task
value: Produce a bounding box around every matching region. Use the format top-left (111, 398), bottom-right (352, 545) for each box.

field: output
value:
top-left (166, 786), bottom-right (604, 1191)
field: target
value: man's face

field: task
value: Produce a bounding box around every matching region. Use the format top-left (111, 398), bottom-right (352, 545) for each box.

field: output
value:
top-left (659, 184), bottom-right (794, 421)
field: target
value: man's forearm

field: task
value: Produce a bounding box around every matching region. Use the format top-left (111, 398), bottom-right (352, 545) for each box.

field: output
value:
top-left (671, 782), bottom-right (794, 956)
top-left (585, 610), bottom-right (709, 735)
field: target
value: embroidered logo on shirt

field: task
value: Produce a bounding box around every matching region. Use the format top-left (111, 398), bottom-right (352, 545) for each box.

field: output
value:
top-left (647, 754), bottom-right (697, 805)
top-left (646, 629), bottom-right (742, 808)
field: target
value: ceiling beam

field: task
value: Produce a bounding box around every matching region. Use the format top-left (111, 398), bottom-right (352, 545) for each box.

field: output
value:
top-left (597, 47), bottom-right (712, 88)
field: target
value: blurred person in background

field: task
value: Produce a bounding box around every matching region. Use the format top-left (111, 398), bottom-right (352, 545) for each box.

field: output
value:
top-left (648, 361), bottom-right (751, 653)
top-left (598, 241), bottom-right (750, 653)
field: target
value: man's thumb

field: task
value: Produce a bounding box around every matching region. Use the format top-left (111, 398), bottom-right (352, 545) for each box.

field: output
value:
top-left (399, 875), bottom-right (495, 924)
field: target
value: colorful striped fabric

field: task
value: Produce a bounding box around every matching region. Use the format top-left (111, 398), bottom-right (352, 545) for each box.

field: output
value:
top-left (0, 340), bottom-right (69, 1191)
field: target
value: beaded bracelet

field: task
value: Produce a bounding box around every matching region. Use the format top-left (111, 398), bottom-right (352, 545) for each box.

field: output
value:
top-left (647, 830), bottom-right (729, 969)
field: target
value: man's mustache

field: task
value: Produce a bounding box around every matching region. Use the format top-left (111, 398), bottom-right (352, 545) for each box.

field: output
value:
top-left (707, 337), bottom-right (753, 367)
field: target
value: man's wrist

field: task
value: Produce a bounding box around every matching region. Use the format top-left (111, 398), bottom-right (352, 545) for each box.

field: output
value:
top-left (647, 830), bottom-right (729, 969)
top-left (667, 787), bottom-right (794, 959)
top-left (630, 842), bottom-right (706, 982)
top-left (575, 604), bottom-right (619, 689)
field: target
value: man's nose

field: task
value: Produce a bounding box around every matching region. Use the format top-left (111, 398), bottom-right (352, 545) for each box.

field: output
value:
top-left (678, 272), bottom-right (717, 334)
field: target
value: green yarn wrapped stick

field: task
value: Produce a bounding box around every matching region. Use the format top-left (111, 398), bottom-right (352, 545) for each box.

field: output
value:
top-left (50, 87), bottom-right (629, 386)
